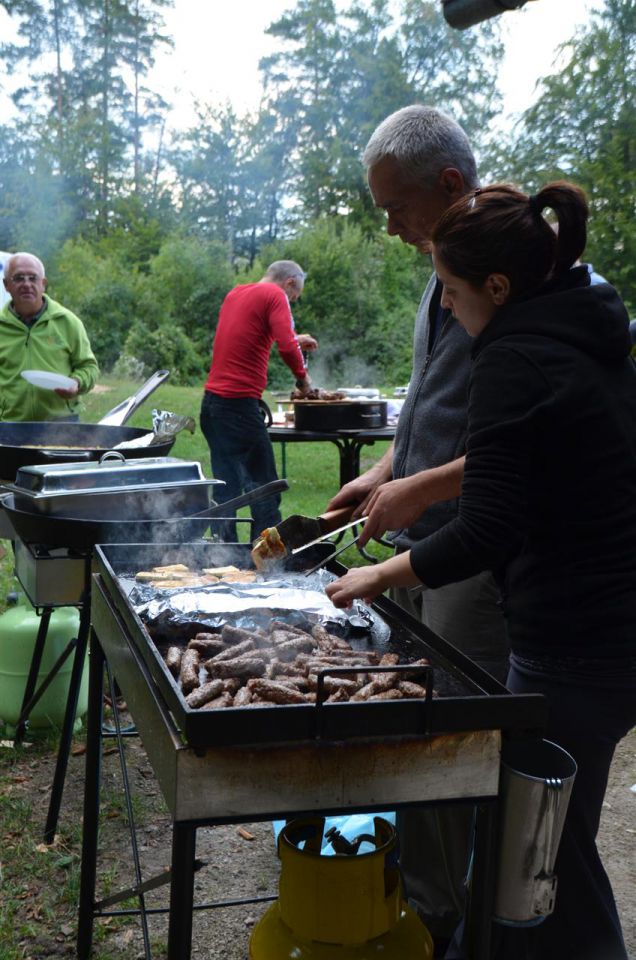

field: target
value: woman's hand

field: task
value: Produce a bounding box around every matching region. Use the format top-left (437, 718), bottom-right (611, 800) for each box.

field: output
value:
top-left (325, 564), bottom-right (388, 608)
top-left (325, 551), bottom-right (420, 608)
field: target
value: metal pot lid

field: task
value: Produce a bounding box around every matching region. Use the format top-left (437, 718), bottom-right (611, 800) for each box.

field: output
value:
top-left (11, 454), bottom-right (219, 495)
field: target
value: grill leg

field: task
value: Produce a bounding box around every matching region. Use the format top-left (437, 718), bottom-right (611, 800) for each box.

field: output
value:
top-left (14, 606), bottom-right (52, 744)
top-left (168, 822), bottom-right (197, 960)
top-left (44, 598), bottom-right (91, 843)
top-left (464, 800), bottom-right (498, 960)
top-left (77, 628), bottom-right (104, 960)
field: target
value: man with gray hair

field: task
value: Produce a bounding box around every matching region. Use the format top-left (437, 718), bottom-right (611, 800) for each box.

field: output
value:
top-left (326, 105), bottom-right (509, 944)
top-left (0, 251), bottom-right (98, 421)
top-left (201, 260), bottom-right (317, 540)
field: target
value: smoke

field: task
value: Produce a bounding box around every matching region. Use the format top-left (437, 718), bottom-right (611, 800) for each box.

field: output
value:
top-left (304, 343), bottom-right (380, 390)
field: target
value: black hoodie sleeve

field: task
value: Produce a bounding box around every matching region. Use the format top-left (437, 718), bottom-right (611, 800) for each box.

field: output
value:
top-left (410, 343), bottom-right (553, 586)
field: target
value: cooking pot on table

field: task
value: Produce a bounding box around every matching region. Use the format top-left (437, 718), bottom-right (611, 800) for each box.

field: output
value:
top-left (0, 370), bottom-right (172, 480)
top-left (293, 399), bottom-right (387, 432)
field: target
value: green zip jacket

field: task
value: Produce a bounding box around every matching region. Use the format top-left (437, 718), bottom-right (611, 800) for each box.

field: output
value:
top-left (0, 294), bottom-right (99, 421)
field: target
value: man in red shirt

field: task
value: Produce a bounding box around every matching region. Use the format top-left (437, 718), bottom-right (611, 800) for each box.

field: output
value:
top-left (200, 260), bottom-right (315, 540)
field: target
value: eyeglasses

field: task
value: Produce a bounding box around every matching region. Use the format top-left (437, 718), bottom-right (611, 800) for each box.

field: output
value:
top-left (9, 273), bottom-right (41, 283)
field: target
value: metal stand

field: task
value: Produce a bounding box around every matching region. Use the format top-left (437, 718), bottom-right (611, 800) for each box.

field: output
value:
top-left (78, 627), bottom-right (500, 960)
top-left (12, 547), bottom-right (92, 843)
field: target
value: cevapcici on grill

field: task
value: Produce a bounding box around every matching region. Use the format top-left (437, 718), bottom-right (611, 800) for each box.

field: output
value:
top-left (163, 617), bottom-right (430, 708)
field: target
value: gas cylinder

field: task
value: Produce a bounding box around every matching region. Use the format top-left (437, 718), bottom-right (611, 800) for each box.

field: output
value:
top-left (0, 593), bottom-right (87, 735)
top-left (250, 816), bottom-right (434, 959)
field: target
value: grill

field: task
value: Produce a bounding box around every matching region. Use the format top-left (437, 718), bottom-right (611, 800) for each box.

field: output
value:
top-left (76, 540), bottom-right (547, 960)
top-left (1, 462), bottom-right (276, 842)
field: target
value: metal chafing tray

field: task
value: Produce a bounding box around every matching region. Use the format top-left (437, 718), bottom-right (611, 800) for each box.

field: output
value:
top-left (93, 542), bottom-right (547, 751)
top-left (5, 456), bottom-right (221, 519)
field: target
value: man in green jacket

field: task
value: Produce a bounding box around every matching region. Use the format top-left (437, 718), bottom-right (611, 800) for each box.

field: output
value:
top-left (0, 252), bottom-right (99, 421)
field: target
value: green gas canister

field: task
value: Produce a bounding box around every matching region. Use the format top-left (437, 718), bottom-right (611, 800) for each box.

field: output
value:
top-left (0, 594), bottom-right (87, 735)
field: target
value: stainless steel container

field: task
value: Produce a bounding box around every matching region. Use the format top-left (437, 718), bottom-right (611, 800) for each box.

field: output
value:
top-left (5, 455), bottom-right (221, 520)
top-left (494, 738), bottom-right (577, 926)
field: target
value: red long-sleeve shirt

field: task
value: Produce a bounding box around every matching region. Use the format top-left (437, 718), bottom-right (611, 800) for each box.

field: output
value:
top-left (204, 282), bottom-right (307, 398)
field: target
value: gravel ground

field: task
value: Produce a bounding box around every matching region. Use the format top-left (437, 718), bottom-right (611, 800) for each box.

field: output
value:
top-left (7, 726), bottom-right (633, 960)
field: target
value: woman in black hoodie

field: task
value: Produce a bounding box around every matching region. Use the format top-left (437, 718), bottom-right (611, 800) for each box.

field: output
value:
top-left (327, 182), bottom-right (636, 960)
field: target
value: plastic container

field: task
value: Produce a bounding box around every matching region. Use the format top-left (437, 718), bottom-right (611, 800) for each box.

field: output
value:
top-left (0, 594), bottom-right (87, 735)
top-left (494, 738), bottom-right (577, 926)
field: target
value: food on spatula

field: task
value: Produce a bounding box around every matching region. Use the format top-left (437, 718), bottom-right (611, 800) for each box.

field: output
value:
top-left (251, 526), bottom-right (287, 569)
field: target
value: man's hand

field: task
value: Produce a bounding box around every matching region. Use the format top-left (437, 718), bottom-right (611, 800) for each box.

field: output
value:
top-left (357, 459), bottom-right (465, 547)
top-left (326, 447), bottom-right (394, 518)
top-left (297, 333), bottom-right (318, 351)
top-left (293, 374), bottom-right (313, 397)
top-left (54, 379), bottom-right (79, 400)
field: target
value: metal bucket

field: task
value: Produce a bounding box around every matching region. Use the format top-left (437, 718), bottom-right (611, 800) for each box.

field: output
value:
top-left (494, 738), bottom-right (577, 926)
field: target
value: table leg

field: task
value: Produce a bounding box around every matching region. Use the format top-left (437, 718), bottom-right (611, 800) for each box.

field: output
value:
top-left (77, 629), bottom-right (104, 960)
top-left (168, 822), bottom-right (197, 960)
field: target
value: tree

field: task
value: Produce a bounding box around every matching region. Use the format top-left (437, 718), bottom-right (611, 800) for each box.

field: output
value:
top-left (258, 0), bottom-right (503, 227)
top-left (507, 0), bottom-right (636, 308)
top-left (0, 0), bottom-right (174, 234)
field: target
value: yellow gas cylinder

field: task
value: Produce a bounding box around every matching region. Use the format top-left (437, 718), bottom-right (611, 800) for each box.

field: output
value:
top-left (250, 816), bottom-right (434, 959)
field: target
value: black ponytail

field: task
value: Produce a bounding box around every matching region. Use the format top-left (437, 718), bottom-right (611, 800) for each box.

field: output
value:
top-left (432, 180), bottom-right (590, 299)
top-left (529, 181), bottom-right (588, 277)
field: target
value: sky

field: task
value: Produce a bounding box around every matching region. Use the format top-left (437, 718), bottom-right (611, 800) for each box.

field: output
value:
top-left (0, 0), bottom-right (603, 130)
top-left (147, 0), bottom-right (603, 131)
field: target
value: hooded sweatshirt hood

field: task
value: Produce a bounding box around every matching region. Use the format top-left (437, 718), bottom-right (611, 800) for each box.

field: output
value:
top-left (473, 266), bottom-right (631, 365)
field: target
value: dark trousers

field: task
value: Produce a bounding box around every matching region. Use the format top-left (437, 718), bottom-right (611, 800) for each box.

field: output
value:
top-left (489, 656), bottom-right (636, 960)
top-left (200, 392), bottom-right (281, 542)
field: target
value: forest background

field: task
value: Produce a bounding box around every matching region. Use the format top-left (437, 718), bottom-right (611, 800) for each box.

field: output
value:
top-left (0, 0), bottom-right (634, 390)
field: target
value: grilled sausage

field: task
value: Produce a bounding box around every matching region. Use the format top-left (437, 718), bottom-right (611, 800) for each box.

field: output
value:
top-left (233, 686), bottom-right (253, 707)
top-left (247, 679), bottom-right (307, 705)
top-left (188, 633), bottom-right (226, 656)
top-left (165, 646), bottom-right (182, 676)
top-left (179, 648), bottom-right (200, 695)
top-left (221, 624), bottom-right (262, 646)
top-left (202, 691), bottom-right (234, 709)
top-left (398, 681), bottom-right (428, 698)
top-left (205, 655), bottom-right (267, 680)
top-left (207, 639), bottom-right (256, 662)
top-left (186, 679), bottom-right (224, 708)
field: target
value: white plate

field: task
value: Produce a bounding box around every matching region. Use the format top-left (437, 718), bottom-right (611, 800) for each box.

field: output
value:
top-left (21, 369), bottom-right (76, 391)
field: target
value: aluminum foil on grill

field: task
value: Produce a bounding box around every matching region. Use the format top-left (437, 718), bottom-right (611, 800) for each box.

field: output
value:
top-left (130, 569), bottom-right (388, 643)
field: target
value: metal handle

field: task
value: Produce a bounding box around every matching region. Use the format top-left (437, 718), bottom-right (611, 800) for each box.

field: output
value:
top-left (159, 479), bottom-right (290, 523)
top-left (98, 451), bottom-right (126, 465)
top-left (541, 777), bottom-right (563, 875)
top-left (98, 370), bottom-right (170, 427)
top-left (40, 448), bottom-right (92, 461)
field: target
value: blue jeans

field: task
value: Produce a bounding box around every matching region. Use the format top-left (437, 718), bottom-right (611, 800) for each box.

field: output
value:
top-left (199, 392), bottom-right (282, 542)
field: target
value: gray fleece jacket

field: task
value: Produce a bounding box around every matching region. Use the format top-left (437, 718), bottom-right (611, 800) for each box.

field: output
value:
top-left (391, 275), bottom-right (473, 550)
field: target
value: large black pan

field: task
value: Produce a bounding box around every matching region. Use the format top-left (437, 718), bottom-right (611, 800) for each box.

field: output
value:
top-left (0, 480), bottom-right (288, 550)
top-left (0, 369), bottom-right (173, 480)
top-left (0, 422), bottom-right (176, 481)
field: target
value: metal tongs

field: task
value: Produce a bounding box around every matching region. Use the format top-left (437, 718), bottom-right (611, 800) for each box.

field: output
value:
top-left (292, 516), bottom-right (368, 576)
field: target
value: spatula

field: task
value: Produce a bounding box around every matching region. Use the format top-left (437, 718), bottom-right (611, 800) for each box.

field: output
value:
top-left (273, 505), bottom-right (356, 551)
